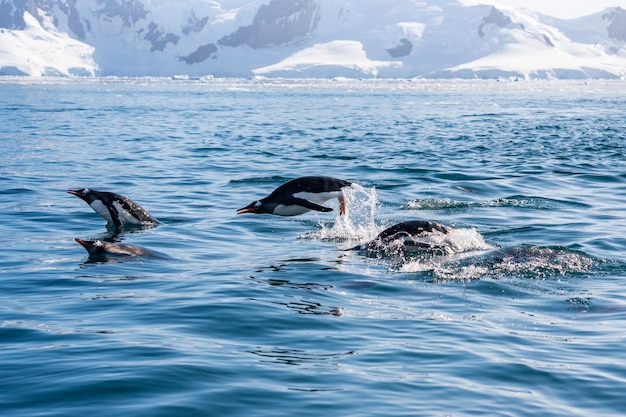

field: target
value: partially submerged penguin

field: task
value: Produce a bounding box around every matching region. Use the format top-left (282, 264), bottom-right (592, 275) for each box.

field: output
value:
top-left (237, 176), bottom-right (352, 216)
top-left (352, 220), bottom-right (452, 253)
top-left (74, 238), bottom-right (165, 259)
top-left (68, 188), bottom-right (159, 231)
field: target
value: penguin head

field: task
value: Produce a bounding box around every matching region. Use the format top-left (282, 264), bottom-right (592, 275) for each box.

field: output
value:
top-left (67, 188), bottom-right (98, 204)
top-left (75, 238), bottom-right (105, 255)
top-left (237, 200), bottom-right (271, 214)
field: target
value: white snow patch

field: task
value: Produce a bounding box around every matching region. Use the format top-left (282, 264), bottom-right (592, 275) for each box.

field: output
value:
top-left (397, 21), bottom-right (426, 38)
top-left (450, 35), bottom-right (626, 78)
top-left (253, 40), bottom-right (402, 77)
top-left (0, 11), bottom-right (97, 76)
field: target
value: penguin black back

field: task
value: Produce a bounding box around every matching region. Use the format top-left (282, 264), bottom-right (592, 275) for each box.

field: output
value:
top-left (352, 220), bottom-right (451, 252)
top-left (375, 221), bottom-right (450, 242)
top-left (265, 176), bottom-right (351, 199)
top-left (237, 176), bottom-right (352, 216)
top-left (74, 238), bottom-right (165, 259)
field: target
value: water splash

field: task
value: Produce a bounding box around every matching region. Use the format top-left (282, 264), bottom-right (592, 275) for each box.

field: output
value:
top-left (302, 183), bottom-right (383, 242)
top-left (443, 227), bottom-right (494, 254)
top-left (304, 184), bottom-right (495, 261)
top-left (386, 228), bottom-right (493, 270)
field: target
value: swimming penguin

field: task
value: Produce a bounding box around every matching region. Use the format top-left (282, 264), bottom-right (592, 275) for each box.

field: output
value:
top-left (352, 220), bottom-right (451, 252)
top-left (67, 188), bottom-right (159, 231)
top-left (237, 176), bottom-right (352, 216)
top-left (74, 238), bottom-right (165, 259)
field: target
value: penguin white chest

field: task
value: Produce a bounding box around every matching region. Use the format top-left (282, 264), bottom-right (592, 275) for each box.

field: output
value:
top-left (88, 200), bottom-right (141, 225)
top-left (271, 190), bottom-right (343, 216)
top-left (89, 200), bottom-right (114, 223)
top-left (272, 204), bottom-right (314, 216)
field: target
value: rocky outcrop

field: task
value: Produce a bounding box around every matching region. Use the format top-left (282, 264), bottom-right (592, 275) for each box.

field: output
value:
top-left (94, 0), bottom-right (148, 29)
top-left (182, 11), bottom-right (208, 36)
top-left (478, 7), bottom-right (512, 37)
top-left (142, 21), bottom-right (179, 52)
top-left (604, 7), bottom-right (626, 41)
top-left (218, 0), bottom-right (321, 49)
top-left (181, 43), bottom-right (217, 64)
top-left (387, 38), bottom-right (413, 58)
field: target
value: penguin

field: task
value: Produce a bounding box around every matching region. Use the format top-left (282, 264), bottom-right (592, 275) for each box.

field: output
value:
top-left (74, 238), bottom-right (165, 259)
top-left (237, 176), bottom-right (352, 216)
top-left (352, 220), bottom-right (451, 252)
top-left (67, 188), bottom-right (159, 231)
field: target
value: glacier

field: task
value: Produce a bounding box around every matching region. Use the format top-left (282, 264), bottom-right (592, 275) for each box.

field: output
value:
top-left (0, 0), bottom-right (625, 79)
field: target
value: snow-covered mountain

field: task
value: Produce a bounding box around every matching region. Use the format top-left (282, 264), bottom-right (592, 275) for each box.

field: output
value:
top-left (1, 0), bottom-right (625, 79)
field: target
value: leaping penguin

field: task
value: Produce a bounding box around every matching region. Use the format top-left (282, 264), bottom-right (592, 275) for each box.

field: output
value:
top-left (74, 238), bottom-right (165, 259)
top-left (67, 188), bottom-right (159, 231)
top-left (237, 176), bottom-right (352, 216)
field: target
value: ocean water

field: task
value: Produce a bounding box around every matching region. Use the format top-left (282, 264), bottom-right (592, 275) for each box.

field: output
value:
top-left (1, 77), bottom-right (625, 416)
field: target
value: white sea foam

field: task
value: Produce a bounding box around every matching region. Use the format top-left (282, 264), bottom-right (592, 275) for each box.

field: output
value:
top-left (302, 183), bottom-right (384, 243)
top-left (304, 183), bottom-right (495, 264)
top-left (398, 228), bottom-right (495, 273)
top-left (406, 245), bottom-right (597, 281)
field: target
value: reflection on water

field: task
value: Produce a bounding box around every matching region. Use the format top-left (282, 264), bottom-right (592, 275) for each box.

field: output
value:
top-left (249, 347), bottom-right (355, 366)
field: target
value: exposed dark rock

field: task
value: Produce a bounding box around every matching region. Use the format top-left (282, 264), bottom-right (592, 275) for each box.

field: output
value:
top-left (603, 7), bottom-right (626, 41)
top-left (182, 10), bottom-right (208, 35)
top-left (218, 0), bottom-right (320, 49)
top-left (0, 0), bottom-right (84, 37)
top-left (58, 0), bottom-right (85, 39)
top-left (94, 0), bottom-right (148, 28)
top-left (387, 38), bottom-right (413, 58)
top-left (142, 21), bottom-right (179, 52)
top-left (543, 34), bottom-right (554, 47)
top-left (478, 6), bottom-right (512, 37)
top-left (0, 0), bottom-right (38, 29)
top-left (181, 43), bottom-right (217, 64)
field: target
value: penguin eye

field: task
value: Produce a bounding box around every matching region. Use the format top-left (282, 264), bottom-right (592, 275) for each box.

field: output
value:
top-left (255, 201), bottom-right (262, 208)
top-left (82, 188), bottom-right (90, 195)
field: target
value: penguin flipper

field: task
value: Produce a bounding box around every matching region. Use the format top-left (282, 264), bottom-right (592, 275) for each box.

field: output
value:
top-left (107, 206), bottom-right (123, 232)
top-left (291, 198), bottom-right (333, 213)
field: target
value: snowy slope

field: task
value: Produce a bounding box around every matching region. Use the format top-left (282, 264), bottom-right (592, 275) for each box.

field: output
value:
top-left (434, 6), bottom-right (626, 78)
top-left (253, 40), bottom-right (402, 77)
top-left (0, 0), bottom-right (625, 79)
top-left (0, 12), bottom-right (97, 76)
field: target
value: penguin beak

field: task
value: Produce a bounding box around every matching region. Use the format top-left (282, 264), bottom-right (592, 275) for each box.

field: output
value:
top-left (74, 238), bottom-right (89, 249)
top-left (67, 189), bottom-right (85, 200)
top-left (237, 203), bottom-right (257, 215)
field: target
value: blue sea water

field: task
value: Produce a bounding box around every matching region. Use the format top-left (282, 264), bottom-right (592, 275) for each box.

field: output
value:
top-left (1, 77), bottom-right (625, 416)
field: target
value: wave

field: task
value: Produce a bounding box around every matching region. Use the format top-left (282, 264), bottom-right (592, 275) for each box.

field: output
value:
top-left (401, 245), bottom-right (597, 281)
top-left (403, 195), bottom-right (590, 211)
top-left (229, 176), bottom-right (291, 185)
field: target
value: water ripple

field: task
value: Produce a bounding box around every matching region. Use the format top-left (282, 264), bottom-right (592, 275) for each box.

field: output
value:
top-left (1, 79), bottom-right (626, 417)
